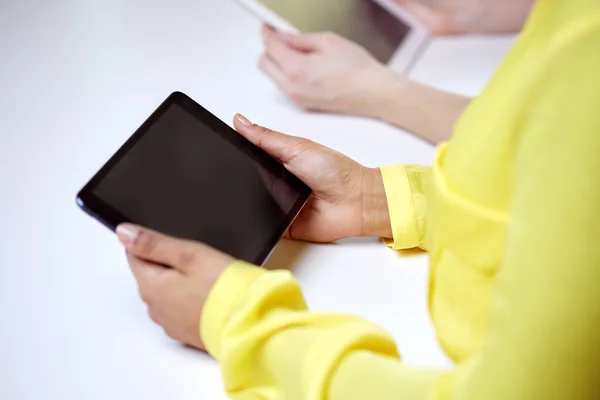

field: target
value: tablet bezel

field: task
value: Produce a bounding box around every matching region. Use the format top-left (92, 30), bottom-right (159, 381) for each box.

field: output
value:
top-left (234, 0), bottom-right (430, 73)
top-left (76, 91), bottom-right (312, 266)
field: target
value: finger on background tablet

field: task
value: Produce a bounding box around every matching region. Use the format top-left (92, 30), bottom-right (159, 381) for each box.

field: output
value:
top-left (262, 28), bottom-right (304, 72)
top-left (258, 54), bottom-right (287, 88)
top-left (262, 24), bottom-right (319, 52)
top-left (276, 31), bottom-right (323, 52)
top-left (262, 23), bottom-right (277, 33)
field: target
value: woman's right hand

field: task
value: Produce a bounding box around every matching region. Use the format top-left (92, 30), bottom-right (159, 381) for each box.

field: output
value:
top-left (233, 114), bottom-right (392, 243)
top-left (260, 26), bottom-right (399, 119)
top-left (259, 25), bottom-right (470, 144)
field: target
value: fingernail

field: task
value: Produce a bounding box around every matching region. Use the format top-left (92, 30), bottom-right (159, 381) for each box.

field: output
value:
top-left (236, 114), bottom-right (253, 127)
top-left (262, 24), bottom-right (276, 34)
top-left (117, 224), bottom-right (140, 246)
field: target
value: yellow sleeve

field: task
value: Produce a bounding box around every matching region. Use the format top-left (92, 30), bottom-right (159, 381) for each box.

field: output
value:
top-left (454, 26), bottom-right (600, 399)
top-left (201, 262), bottom-right (444, 400)
top-left (201, 263), bottom-right (483, 400)
top-left (379, 164), bottom-right (430, 250)
top-left (201, 22), bottom-right (600, 400)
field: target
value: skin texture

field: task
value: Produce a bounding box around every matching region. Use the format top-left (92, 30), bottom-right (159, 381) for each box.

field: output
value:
top-left (393, 0), bottom-right (535, 35)
top-left (259, 0), bottom-right (536, 143)
top-left (119, 223), bottom-right (232, 351)
top-left (233, 114), bottom-right (391, 242)
top-left (120, 114), bottom-right (392, 350)
top-left (260, 26), bottom-right (395, 117)
top-left (260, 26), bottom-right (470, 144)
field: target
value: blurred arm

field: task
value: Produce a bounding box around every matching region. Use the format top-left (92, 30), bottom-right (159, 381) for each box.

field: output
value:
top-left (366, 74), bottom-right (470, 143)
top-left (457, 0), bottom-right (535, 34)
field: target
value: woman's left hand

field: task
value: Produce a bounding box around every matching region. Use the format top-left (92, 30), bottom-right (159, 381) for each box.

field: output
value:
top-left (117, 223), bottom-right (234, 351)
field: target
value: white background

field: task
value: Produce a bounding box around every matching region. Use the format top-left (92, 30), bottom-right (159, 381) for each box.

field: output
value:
top-left (0, 1), bottom-right (514, 398)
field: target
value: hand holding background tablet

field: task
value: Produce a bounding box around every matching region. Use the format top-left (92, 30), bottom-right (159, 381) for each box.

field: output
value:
top-left (77, 92), bottom-right (311, 266)
top-left (234, 0), bottom-right (430, 72)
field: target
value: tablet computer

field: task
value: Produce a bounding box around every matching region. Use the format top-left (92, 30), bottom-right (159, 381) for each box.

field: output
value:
top-left (76, 92), bottom-right (311, 266)
top-left (235, 0), bottom-right (430, 72)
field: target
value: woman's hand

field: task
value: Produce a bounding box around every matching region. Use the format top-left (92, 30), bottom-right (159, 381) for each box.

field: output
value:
top-left (117, 115), bottom-right (393, 350)
top-left (117, 224), bottom-right (233, 351)
top-left (234, 114), bottom-right (392, 242)
top-left (259, 26), bottom-right (467, 144)
top-left (260, 26), bottom-right (399, 118)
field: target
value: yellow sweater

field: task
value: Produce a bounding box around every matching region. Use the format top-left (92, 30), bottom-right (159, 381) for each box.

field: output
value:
top-left (202, 1), bottom-right (600, 398)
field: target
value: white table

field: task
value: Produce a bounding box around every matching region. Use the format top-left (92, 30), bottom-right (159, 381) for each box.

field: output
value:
top-left (0, 1), bottom-right (514, 398)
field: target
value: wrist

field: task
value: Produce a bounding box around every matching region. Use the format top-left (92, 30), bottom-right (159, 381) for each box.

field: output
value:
top-left (359, 167), bottom-right (392, 238)
top-left (373, 76), bottom-right (469, 143)
top-left (366, 75), bottom-right (431, 131)
top-left (454, 0), bottom-right (534, 34)
top-left (360, 69), bottom-right (411, 122)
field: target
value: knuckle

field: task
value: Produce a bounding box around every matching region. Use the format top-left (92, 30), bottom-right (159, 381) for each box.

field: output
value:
top-left (148, 307), bottom-right (160, 324)
top-left (264, 44), bottom-right (276, 60)
top-left (135, 231), bottom-right (158, 257)
top-left (287, 139), bottom-right (309, 159)
top-left (285, 85), bottom-right (306, 102)
top-left (257, 126), bottom-right (274, 149)
top-left (177, 245), bottom-right (198, 267)
top-left (163, 327), bottom-right (177, 341)
top-left (292, 98), bottom-right (310, 110)
top-left (279, 137), bottom-right (309, 164)
top-left (139, 285), bottom-right (154, 304)
top-left (286, 66), bottom-right (305, 82)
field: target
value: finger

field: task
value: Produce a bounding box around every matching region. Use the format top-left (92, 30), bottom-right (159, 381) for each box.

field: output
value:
top-left (126, 252), bottom-right (175, 304)
top-left (261, 23), bottom-right (280, 45)
top-left (276, 31), bottom-right (327, 52)
top-left (262, 27), bottom-right (305, 74)
top-left (261, 23), bottom-right (277, 34)
top-left (233, 114), bottom-right (308, 164)
top-left (117, 224), bottom-right (203, 272)
top-left (147, 305), bottom-right (163, 325)
top-left (283, 226), bottom-right (293, 240)
top-left (263, 25), bottom-right (325, 52)
top-left (258, 54), bottom-right (287, 89)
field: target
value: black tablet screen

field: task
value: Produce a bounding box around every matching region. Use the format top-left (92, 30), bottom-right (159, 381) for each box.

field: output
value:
top-left (86, 96), bottom-right (310, 264)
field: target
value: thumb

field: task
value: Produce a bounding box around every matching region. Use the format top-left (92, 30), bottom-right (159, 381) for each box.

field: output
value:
top-left (233, 114), bottom-right (307, 164)
top-left (116, 224), bottom-right (200, 272)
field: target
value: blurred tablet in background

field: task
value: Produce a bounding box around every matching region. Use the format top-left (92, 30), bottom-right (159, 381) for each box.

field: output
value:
top-left (235, 0), bottom-right (430, 72)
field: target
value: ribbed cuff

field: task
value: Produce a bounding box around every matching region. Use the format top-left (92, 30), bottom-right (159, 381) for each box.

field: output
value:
top-left (379, 165), bottom-right (420, 249)
top-left (200, 260), bottom-right (265, 360)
